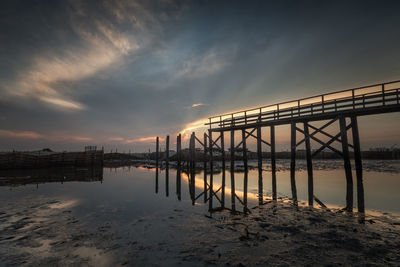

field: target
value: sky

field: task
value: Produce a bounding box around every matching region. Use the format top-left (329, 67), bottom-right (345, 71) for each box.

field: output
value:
top-left (0, 0), bottom-right (400, 152)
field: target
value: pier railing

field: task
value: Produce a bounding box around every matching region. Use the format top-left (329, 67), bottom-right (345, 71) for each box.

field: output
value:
top-left (206, 80), bottom-right (400, 130)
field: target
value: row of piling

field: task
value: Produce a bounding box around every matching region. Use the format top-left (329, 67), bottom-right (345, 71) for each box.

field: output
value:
top-left (154, 115), bottom-right (365, 214)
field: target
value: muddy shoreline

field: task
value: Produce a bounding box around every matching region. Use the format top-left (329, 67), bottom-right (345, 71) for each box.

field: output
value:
top-left (1, 195), bottom-right (399, 266)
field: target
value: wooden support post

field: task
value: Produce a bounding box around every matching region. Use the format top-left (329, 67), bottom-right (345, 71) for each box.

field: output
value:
top-left (351, 116), bottom-right (364, 213)
top-left (339, 117), bottom-right (353, 212)
top-left (189, 133), bottom-right (193, 201)
top-left (156, 137), bottom-right (159, 194)
top-left (242, 129), bottom-right (248, 213)
top-left (166, 135), bottom-right (169, 197)
top-left (177, 134), bottom-right (181, 166)
top-left (271, 125), bottom-right (277, 201)
top-left (230, 129), bottom-right (236, 212)
top-left (192, 132), bottom-right (196, 205)
top-left (208, 130), bottom-right (213, 212)
top-left (203, 133), bottom-right (208, 203)
top-left (189, 133), bottom-right (192, 170)
top-left (290, 122), bottom-right (298, 204)
top-left (221, 131), bottom-right (225, 208)
top-left (191, 132), bottom-right (196, 205)
top-left (177, 134), bottom-right (181, 200)
top-left (304, 122), bottom-right (314, 206)
top-left (257, 126), bottom-right (263, 205)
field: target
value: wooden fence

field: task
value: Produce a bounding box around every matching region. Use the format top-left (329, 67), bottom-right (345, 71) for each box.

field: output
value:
top-left (0, 151), bottom-right (104, 169)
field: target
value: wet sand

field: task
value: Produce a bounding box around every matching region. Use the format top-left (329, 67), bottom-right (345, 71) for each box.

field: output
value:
top-left (1, 196), bottom-right (399, 266)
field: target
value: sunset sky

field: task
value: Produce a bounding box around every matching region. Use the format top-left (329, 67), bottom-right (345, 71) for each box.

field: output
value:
top-left (1, 0), bottom-right (400, 152)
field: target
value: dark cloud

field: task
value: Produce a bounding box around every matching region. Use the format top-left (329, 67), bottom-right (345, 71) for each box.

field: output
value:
top-left (0, 0), bottom-right (399, 151)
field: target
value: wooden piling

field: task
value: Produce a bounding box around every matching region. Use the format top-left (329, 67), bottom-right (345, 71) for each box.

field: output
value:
top-left (177, 134), bottom-right (181, 200)
top-left (156, 137), bottom-right (159, 194)
top-left (339, 117), bottom-right (353, 212)
top-left (191, 132), bottom-right (196, 205)
top-left (203, 133), bottom-right (208, 203)
top-left (304, 122), bottom-right (314, 206)
top-left (257, 126), bottom-right (263, 205)
top-left (290, 121), bottom-right (298, 204)
top-left (242, 129), bottom-right (248, 213)
top-left (166, 135), bottom-right (169, 197)
top-left (270, 125), bottom-right (277, 201)
top-left (221, 131), bottom-right (225, 208)
top-left (352, 116), bottom-right (365, 213)
top-left (177, 134), bottom-right (181, 166)
top-left (230, 129), bottom-right (236, 212)
top-left (208, 130), bottom-right (213, 212)
top-left (188, 133), bottom-right (193, 201)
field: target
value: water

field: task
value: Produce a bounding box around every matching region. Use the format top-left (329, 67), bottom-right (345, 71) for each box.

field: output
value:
top-left (0, 163), bottom-right (399, 265)
top-left (0, 162), bottom-right (399, 217)
top-left (0, 167), bottom-right (195, 225)
top-left (202, 167), bottom-right (400, 213)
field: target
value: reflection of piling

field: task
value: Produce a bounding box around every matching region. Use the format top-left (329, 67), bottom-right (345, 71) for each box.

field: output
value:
top-left (339, 117), bottom-right (353, 212)
top-left (290, 121), bottom-right (298, 205)
top-left (351, 116), bottom-right (364, 213)
top-left (271, 125), bottom-right (277, 200)
top-left (230, 129), bottom-right (236, 212)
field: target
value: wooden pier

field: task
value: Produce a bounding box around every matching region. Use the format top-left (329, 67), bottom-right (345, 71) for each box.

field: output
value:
top-left (156, 80), bottom-right (400, 214)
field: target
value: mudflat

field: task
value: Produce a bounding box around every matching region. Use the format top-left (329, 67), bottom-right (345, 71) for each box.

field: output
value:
top-left (1, 196), bottom-right (399, 266)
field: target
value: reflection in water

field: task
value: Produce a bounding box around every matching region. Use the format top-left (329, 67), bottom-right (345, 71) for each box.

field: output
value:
top-left (157, 160), bottom-right (400, 214)
top-left (161, 159), bottom-right (253, 214)
top-left (0, 167), bottom-right (103, 187)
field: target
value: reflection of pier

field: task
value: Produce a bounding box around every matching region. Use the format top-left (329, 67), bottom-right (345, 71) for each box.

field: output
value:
top-left (0, 167), bottom-right (103, 187)
top-left (156, 80), bottom-right (400, 214)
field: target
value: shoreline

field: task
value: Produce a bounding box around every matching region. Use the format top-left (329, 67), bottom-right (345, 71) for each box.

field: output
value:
top-left (0, 195), bottom-right (399, 266)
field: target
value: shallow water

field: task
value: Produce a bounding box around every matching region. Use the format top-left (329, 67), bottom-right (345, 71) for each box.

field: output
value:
top-left (0, 162), bottom-right (399, 218)
top-left (0, 164), bottom-right (399, 265)
top-left (203, 167), bottom-right (400, 213)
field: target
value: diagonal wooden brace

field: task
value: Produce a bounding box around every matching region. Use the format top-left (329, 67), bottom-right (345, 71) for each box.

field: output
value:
top-left (296, 118), bottom-right (337, 147)
top-left (235, 128), bottom-right (256, 150)
top-left (296, 126), bottom-right (344, 157)
top-left (245, 130), bottom-right (271, 146)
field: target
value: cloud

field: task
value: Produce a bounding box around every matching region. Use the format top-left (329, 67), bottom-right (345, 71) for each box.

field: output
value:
top-left (178, 118), bottom-right (208, 141)
top-left (107, 135), bottom-right (165, 144)
top-left (70, 136), bottom-right (93, 142)
top-left (2, 0), bottom-right (147, 112)
top-left (184, 103), bottom-right (208, 109)
top-left (0, 129), bottom-right (42, 139)
top-left (0, 129), bottom-right (93, 143)
top-left (125, 136), bottom-right (163, 143)
top-left (174, 51), bottom-right (231, 81)
top-left (109, 137), bottom-right (125, 141)
top-left (40, 96), bottom-right (85, 110)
